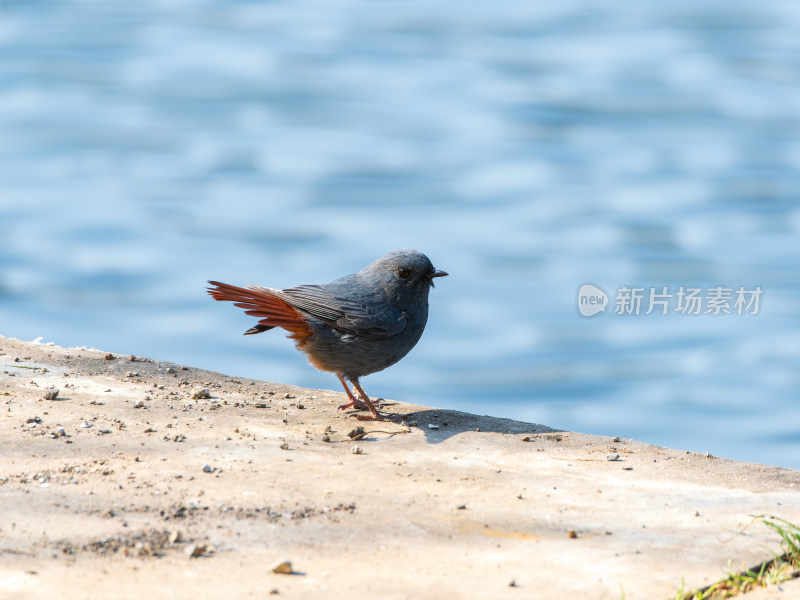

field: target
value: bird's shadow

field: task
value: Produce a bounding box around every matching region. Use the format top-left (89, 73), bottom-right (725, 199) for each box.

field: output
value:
top-left (365, 408), bottom-right (560, 444)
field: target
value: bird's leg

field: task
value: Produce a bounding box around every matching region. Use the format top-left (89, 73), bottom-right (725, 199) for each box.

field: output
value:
top-left (336, 373), bottom-right (368, 412)
top-left (349, 378), bottom-right (382, 421)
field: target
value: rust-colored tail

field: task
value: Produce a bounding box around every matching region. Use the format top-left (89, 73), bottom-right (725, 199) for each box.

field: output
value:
top-left (207, 281), bottom-right (312, 341)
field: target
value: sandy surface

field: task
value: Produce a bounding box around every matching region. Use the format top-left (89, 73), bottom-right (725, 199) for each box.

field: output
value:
top-left (1, 335), bottom-right (799, 599)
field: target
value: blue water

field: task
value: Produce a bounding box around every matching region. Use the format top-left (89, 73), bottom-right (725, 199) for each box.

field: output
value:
top-left (2, 1), bottom-right (799, 468)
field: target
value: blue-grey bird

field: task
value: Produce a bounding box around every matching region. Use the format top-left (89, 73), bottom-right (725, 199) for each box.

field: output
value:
top-left (208, 250), bottom-right (447, 420)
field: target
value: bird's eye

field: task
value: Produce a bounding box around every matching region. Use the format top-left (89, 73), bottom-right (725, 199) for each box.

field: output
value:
top-left (398, 267), bottom-right (411, 279)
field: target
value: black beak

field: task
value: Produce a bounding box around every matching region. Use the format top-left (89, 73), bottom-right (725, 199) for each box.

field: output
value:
top-left (427, 269), bottom-right (448, 286)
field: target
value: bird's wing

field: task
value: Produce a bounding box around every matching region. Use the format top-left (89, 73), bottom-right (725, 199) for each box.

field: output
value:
top-left (282, 284), bottom-right (407, 339)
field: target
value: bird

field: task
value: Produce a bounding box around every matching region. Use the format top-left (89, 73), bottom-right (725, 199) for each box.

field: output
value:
top-left (207, 250), bottom-right (447, 420)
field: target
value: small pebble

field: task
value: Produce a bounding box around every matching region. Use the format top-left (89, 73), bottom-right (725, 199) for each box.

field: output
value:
top-left (270, 560), bottom-right (293, 575)
top-left (165, 367), bottom-right (176, 374)
top-left (126, 372), bottom-right (140, 377)
top-left (133, 400), bottom-right (145, 409)
top-left (79, 421), bottom-right (92, 428)
top-left (279, 442), bottom-right (289, 450)
top-left (348, 427), bottom-right (366, 440)
top-left (184, 543), bottom-right (207, 558)
top-left (43, 388), bottom-right (59, 401)
top-left (104, 353), bottom-right (114, 360)
top-left (202, 465), bottom-right (213, 473)
top-left (606, 453), bottom-right (621, 461)
top-left (427, 423), bottom-right (440, 430)
top-left (192, 388), bottom-right (211, 400)
top-left (568, 530), bottom-right (578, 539)
top-left (351, 445), bottom-right (363, 455)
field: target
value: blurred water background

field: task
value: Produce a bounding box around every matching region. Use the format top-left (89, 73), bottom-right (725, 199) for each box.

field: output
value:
top-left (1, 0), bottom-right (799, 468)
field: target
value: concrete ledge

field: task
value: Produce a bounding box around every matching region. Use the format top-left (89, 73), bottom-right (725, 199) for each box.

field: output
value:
top-left (1, 335), bottom-right (799, 599)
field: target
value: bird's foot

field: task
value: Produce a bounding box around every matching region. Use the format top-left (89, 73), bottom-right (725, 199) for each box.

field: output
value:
top-left (349, 411), bottom-right (407, 423)
top-left (337, 399), bottom-right (369, 412)
top-left (353, 413), bottom-right (388, 421)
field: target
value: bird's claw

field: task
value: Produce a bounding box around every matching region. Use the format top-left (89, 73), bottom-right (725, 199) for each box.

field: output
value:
top-left (354, 413), bottom-right (386, 421)
top-left (337, 400), bottom-right (369, 412)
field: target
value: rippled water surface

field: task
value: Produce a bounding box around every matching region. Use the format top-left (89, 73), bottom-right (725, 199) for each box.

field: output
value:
top-left (2, 1), bottom-right (799, 468)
